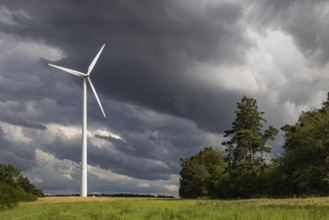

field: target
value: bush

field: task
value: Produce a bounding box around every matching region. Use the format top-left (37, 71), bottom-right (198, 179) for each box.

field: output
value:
top-left (0, 181), bottom-right (37, 211)
top-left (0, 181), bottom-right (19, 210)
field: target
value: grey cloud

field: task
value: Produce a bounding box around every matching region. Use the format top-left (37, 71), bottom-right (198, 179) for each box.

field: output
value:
top-left (0, 117), bottom-right (47, 130)
top-left (250, 0), bottom-right (329, 66)
top-left (1, 0), bottom-right (252, 133)
top-left (89, 104), bottom-right (219, 180)
top-left (2, 0), bottom-right (315, 196)
top-left (30, 99), bottom-right (219, 182)
top-left (0, 125), bottom-right (36, 171)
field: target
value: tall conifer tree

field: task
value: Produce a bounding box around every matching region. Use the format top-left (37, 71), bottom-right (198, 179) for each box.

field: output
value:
top-left (222, 96), bottom-right (278, 168)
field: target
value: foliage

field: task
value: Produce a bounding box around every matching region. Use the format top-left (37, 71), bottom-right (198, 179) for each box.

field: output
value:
top-left (0, 181), bottom-right (36, 211)
top-left (179, 96), bottom-right (279, 198)
top-left (271, 93), bottom-right (329, 196)
top-left (220, 96), bottom-right (277, 198)
top-left (0, 164), bottom-right (44, 197)
top-left (216, 164), bottom-right (271, 198)
top-left (0, 164), bottom-right (23, 188)
top-left (19, 176), bottom-right (45, 197)
top-left (0, 181), bottom-right (20, 210)
top-left (222, 96), bottom-right (278, 168)
top-left (179, 147), bottom-right (227, 198)
top-left (178, 94), bottom-right (329, 198)
top-left (0, 164), bottom-right (43, 211)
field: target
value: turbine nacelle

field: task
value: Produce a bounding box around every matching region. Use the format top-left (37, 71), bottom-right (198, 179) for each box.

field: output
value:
top-left (48, 44), bottom-right (106, 118)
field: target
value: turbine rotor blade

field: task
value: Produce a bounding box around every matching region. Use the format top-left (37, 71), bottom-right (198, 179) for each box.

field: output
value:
top-left (88, 78), bottom-right (106, 118)
top-left (87, 44), bottom-right (105, 75)
top-left (48, 64), bottom-right (87, 78)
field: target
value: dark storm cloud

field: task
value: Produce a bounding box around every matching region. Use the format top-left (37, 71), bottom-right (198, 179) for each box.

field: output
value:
top-left (37, 100), bottom-right (219, 181)
top-left (1, 0), bottom-right (299, 195)
top-left (250, 0), bottom-right (329, 66)
top-left (243, 0), bottom-right (329, 120)
top-left (0, 125), bottom-right (36, 170)
top-left (0, 100), bottom-right (46, 130)
top-left (23, 96), bottom-right (218, 183)
top-left (42, 136), bottom-right (81, 163)
top-left (2, 0), bottom-right (252, 133)
top-left (0, 117), bottom-right (46, 130)
top-left (92, 135), bottom-right (174, 180)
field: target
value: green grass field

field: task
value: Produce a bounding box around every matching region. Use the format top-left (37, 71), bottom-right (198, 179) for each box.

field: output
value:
top-left (1, 196), bottom-right (329, 220)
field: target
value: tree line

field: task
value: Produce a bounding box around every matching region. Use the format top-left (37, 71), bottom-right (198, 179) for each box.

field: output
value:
top-left (179, 94), bottom-right (329, 198)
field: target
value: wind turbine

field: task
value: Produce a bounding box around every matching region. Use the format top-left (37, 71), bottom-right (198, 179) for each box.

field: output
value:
top-left (48, 44), bottom-right (106, 197)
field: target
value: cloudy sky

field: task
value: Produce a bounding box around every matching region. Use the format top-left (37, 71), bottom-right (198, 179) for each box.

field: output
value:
top-left (0, 0), bottom-right (329, 197)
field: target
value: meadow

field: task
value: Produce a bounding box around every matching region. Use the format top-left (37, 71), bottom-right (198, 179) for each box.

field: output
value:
top-left (1, 196), bottom-right (329, 220)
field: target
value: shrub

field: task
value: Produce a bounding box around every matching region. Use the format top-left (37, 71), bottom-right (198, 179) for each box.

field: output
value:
top-left (0, 181), bottom-right (20, 210)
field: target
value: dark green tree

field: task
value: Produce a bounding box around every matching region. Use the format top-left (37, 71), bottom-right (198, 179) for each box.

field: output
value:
top-left (0, 164), bottom-right (44, 197)
top-left (18, 177), bottom-right (44, 197)
top-left (0, 164), bottom-right (44, 210)
top-left (179, 147), bottom-right (227, 198)
top-left (222, 96), bottom-right (278, 168)
top-left (0, 164), bottom-right (23, 187)
top-left (272, 93), bottom-right (329, 196)
top-left (218, 96), bottom-right (278, 198)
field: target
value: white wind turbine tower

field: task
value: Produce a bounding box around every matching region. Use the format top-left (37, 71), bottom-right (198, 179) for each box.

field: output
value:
top-left (48, 44), bottom-right (106, 197)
